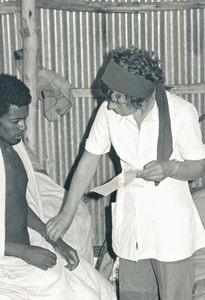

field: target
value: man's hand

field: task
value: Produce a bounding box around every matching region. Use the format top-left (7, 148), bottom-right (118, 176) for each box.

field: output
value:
top-left (55, 239), bottom-right (79, 271)
top-left (46, 212), bottom-right (72, 242)
top-left (21, 245), bottom-right (57, 270)
top-left (136, 160), bottom-right (178, 183)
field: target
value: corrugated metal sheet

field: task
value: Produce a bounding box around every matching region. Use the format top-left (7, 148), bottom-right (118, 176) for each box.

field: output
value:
top-left (0, 1), bottom-right (205, 244)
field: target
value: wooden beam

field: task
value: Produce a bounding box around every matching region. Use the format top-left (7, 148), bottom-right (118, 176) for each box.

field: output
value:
top-left (0, 1), bottom-right (20, 14)
top-left (1, 1), bottom-right (205, 15)
top-left (72, 88), bottom-right (100, 98)
top-left (71, 84), bottom-right (205, 98)
top-left (21, 0), bottom-right (38, 153)
top-left (171, 83), bottom-right (205, 94)
top-left (36, 1), bottom-right (205, 13)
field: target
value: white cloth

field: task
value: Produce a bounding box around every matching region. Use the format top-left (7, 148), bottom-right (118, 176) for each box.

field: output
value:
top-left (85, 91), bottom-right (205, 262)
top-left (0, 142), bottom-right (116, 299)
top-left (0, 242), bottom-right (116, 300)
top-left (34, 171), bottom-right (94, 264)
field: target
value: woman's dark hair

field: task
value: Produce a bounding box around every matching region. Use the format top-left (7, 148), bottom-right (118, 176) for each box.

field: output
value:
top-left (112, 47), bottom-right (164, 84)
top-left (0, 74), bottom-right (31, 117)
top-left (100, 47), bottom-right (165, 107)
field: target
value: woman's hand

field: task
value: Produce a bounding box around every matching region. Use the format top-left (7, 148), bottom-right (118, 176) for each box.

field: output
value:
top-left (46, 212), bottom-right (72, 242)
top-left (136, 160), bottom-right (178, 182)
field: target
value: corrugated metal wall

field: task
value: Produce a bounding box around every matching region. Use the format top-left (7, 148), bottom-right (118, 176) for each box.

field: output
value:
top-left (0, 0), bottom-right (205, 245)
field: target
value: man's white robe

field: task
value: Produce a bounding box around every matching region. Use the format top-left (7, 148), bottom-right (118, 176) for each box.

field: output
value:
top-left (0, 142), bottom-right (116, 300)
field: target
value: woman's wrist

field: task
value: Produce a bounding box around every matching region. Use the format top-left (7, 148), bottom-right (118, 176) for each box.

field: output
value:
top-left (170, 159), bottom-right (180, 177)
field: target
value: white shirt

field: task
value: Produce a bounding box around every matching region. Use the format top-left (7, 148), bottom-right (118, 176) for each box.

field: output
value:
top-left (85, 91), bottom-right (205, 262)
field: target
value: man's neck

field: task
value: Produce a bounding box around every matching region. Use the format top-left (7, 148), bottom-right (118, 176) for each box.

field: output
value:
top-left (0, 137), bottom-right (10, 148)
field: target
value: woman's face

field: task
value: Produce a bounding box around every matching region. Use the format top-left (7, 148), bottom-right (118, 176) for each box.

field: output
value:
top-left (107, 91), bottom-right (137, 116)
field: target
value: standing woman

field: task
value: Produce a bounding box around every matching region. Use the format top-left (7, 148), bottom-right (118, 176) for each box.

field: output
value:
top-left (47, 47), bottom-right (205, 300)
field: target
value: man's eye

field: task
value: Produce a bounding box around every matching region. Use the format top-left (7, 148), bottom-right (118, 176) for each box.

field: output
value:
top-left (12, 120), bottom-right (19, 124)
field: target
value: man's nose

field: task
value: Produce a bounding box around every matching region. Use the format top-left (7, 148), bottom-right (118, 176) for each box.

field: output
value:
top-left (19, 120), bottom-right (27, 131)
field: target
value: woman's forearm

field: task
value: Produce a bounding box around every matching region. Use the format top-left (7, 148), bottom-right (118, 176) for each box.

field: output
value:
top-left (61, 151), bottom-right (101, 220)
top-left (46, 150), bottom-right (102, 241)
top-left (171, 159), bottom-right (205, 181)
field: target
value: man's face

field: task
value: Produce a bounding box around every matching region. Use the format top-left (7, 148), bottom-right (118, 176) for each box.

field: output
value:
top-left (0, 104), bottom-right (29, 145)
top-left (107, 91), bottom-right (136, 116)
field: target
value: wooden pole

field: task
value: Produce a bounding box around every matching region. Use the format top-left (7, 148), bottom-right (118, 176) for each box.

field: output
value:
top-left (20, 0), bottom-right (38, 153)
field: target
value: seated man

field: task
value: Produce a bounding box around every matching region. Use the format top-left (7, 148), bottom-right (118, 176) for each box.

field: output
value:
top-left (0, 74), bottom-right (116, 299)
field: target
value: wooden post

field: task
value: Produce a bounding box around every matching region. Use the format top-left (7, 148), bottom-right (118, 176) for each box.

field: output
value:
top-left (20, 0), bottom-right (38, 152)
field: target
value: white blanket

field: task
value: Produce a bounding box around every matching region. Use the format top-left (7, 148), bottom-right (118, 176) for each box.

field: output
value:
top-left (24, 142), bottom-right (94, 263)
top-left (34, 171), bottom-right (94, 264)
top-left (0, 142), bottom-right (116, 299)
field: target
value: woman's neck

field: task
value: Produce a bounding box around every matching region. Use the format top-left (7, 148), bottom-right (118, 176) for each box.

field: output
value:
top-left (133, 90), bottom-right (155, 127)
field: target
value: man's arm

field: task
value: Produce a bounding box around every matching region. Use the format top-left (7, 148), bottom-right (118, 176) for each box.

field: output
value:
top-left (27, 206), bottom-right (50, 241)
top-left (46, 150), bottom-right (102, 242)
top-left (136, 159), bottom-right (205, 182)
top-left (27, 206), bottom-right (79, 270)
top-left (4, 204), bottom-right (58, 271)
top-left (5, 241), bottom-right (57, 270)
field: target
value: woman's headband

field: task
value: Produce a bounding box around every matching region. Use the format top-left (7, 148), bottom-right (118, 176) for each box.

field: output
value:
top-left (101, 60), bottom-right (155, 98)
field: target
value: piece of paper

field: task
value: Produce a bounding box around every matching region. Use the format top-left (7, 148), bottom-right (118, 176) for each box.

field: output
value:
top-left (90, 170), bottom-right (140, 196)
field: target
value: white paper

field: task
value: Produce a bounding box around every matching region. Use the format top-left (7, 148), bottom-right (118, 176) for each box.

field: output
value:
top-left (90, 170), bottom-right (140, 196)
